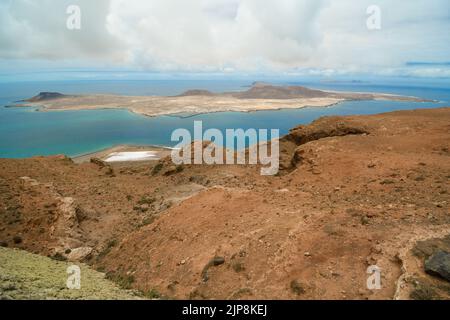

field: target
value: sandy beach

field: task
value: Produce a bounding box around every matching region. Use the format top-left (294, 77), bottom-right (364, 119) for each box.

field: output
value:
top-left (72, 144), bottom-right (173, 164)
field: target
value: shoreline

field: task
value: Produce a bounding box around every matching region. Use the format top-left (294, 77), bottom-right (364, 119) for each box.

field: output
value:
top-left (13, 97), bottom-right (348, 118)
top-left (8, 99), bottom-right (346, 119)
top-left (5, 102), bottom-right (445, 163)
top-left (3, 83), bottom-right (441, 163)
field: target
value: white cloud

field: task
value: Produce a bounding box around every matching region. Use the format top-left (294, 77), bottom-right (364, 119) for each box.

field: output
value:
top-left (0, 0), bottom-right (449, 76)
top-left (0, 0), bottom-right (121, 61)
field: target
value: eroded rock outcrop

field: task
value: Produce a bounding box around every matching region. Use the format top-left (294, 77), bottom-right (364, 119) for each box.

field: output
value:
top-left (279, 116), bottom-right (369, 171)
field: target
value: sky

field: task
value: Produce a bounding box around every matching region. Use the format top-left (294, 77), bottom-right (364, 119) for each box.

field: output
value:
top-left (0, 0), bottom-right (449, 80)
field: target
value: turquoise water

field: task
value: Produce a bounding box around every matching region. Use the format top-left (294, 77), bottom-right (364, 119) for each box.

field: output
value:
top-left (0, 80), bottom-right (449, 158)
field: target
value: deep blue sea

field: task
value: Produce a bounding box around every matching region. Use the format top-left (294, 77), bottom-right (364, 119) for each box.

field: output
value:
top-left (0, 79), bottom-right (449, 158)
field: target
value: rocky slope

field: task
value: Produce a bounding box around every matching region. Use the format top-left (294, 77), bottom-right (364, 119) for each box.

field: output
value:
top-left (0, 107), bottom-right (449, 299)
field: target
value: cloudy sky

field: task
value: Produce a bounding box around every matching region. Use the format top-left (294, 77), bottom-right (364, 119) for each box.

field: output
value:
top-left (0, 0), bottom-right (449, 78)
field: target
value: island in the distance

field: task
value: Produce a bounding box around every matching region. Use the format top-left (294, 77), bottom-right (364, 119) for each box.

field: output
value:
top-left (14, 82), bottom-right (431, 117)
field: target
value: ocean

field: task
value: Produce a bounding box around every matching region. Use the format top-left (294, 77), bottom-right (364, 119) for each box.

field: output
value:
top-left (0, 79), bottom-right (449, 158)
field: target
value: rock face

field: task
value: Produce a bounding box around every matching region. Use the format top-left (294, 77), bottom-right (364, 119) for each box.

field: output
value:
top-left (52, 196), bottom-right (86, 251)
top-left (278, 116), bottom-right (369, 171)
top-left (201, 256), bottom-right (226, 282)
top-left (425, 251), bottom-right (450, 282)
top-left (285, 117), bottom-right (369, 145)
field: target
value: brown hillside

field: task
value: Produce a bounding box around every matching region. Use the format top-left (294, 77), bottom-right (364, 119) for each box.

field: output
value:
top-left (1, 107), bottom-right (449, 299)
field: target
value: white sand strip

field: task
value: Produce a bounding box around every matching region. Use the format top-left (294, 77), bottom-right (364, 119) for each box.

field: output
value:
top-left (104, 151), bottom-right (159, 162)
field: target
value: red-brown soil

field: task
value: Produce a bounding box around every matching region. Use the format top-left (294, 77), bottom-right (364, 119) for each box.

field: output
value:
top-left (1, 107), bottom-right (449, 299)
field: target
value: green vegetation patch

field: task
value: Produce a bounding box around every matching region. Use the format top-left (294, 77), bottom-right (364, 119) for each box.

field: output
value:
top-left (0, 247), bottom-right (140, 300)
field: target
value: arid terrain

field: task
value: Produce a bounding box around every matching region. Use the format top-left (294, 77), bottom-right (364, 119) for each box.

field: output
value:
top-left (13, 83), bottom-right (429, 117)
top-left (0, 107), bottom-right (449, 300)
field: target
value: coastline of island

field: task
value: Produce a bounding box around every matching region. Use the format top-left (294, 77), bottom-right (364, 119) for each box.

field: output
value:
top-left (9, 82), bottom-right (433, 118)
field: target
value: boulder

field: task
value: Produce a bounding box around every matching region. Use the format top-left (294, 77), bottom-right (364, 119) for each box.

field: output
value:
top-left (90, 157), bottom-right (107, 167)
top-left (424, 250), bottom-right (450, 282)
top-left (67, 246), bottom-right (93, 262)
top-left (212, 256), bottom-right (225, 266)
